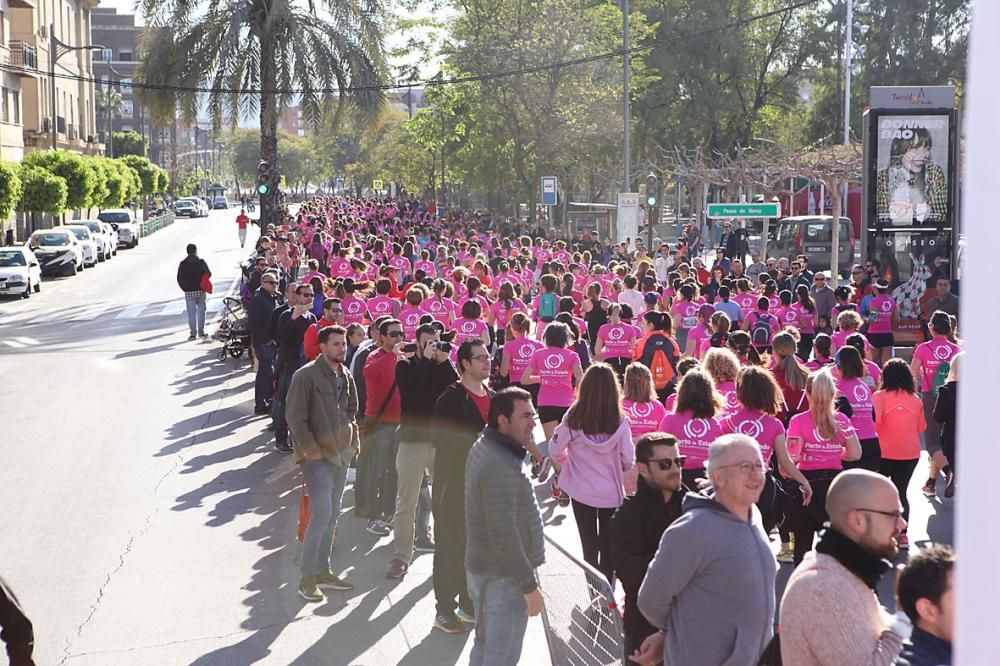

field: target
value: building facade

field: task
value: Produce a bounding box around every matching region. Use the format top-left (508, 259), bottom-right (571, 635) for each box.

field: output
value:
top-left (90, 7), bottom-right (145, 152)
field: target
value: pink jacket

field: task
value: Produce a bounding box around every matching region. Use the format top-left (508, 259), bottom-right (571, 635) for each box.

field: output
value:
top-left (550, 416), bottom-right (635, 508)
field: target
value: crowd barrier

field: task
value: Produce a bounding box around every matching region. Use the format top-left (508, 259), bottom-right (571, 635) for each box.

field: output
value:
top-left (140, 211), bottom-right (175, 237)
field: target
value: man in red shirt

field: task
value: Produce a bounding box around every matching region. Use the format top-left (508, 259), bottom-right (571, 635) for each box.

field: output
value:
top-left (303, 298), bottom-right (344, 361)
top-left (362, 318), bottom-right (404, 537)
top-left (236, 208), bottom-right (250, 248)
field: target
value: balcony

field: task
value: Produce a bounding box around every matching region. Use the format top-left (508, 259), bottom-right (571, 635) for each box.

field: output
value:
top-left (7, 0), bottom-right (36, 8)
top-left (4, 41), bottom-right (39, 78)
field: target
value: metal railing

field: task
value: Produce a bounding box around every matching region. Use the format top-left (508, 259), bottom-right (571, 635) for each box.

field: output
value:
top-left (8, 41), bottom-right (37, 69)
top-left (140, 211), bottom-right (175, 237)
top-left (538, 535), bottom-right (626, 666)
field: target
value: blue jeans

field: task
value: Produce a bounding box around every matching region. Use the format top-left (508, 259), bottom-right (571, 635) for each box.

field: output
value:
top-left (273, 359), bottom-right (304, 446)
top-left (185, 292), bottom-right (207, 336)
top-left (468, 573), bottom-right (529, 666)
top-left (362, 423), bottom-right (399, 522)
top-left (300, 459), bottom-right (349, 577)
top-left (253, 343), bottom-right (275, 409)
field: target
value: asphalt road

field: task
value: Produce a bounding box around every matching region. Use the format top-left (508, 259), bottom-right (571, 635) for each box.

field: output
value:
top-left (0, 210), bottom-right (952, 665)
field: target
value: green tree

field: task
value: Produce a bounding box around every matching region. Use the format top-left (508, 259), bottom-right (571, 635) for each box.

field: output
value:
top-left (21, 150), bottom-right (97, 211)
top-left (120, 155), bottom-right (158, 196)
top-left (138, 0), bottom-right (388, 226)
top-left (85, 157), bottom-right (111, 212)
top-left (168, 167), bottom-right (209, 197)
top-left (112, 130), bottom-right (149, 157)
top-left (156, 167), bottom-right (169, 194)
top-left (0, 160), bottom-right (23, 220)
top-left (17, 166), bottom-right (68, 216)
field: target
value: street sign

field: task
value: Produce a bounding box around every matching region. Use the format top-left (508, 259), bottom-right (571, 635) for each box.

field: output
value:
top-left (707, 203), bottom-right (780, 218)
top-left (617, 193), bottom-right (640, 245)
top-left (541, 176), bottom-right (557, 206)
top-left (373, 179), bottom-right (384, 191)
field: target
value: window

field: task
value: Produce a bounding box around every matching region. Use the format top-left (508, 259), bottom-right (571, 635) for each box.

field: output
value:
top-left (119, 50), bottom-right (133, 61)
top-left (121, 100), bottom-right (134, 116)
top-left (12, 91), bottom-right (20, 124)
top-left (120, 78), bottom-right (132, 92)
top-left (1, 88), bottom-right (8, 124)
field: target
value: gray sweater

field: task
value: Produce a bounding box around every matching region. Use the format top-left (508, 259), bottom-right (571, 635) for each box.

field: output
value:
top-left (464, 427), bottom-right (545, 593)
top-left (638, 492), bottom-right (777, 666)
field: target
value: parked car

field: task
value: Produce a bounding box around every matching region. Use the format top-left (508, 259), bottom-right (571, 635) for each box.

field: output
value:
top-left (98, 209), bottom-right (141, 248)
top-left (100, 222), bottom-right (119, 257)
top-left (212, 196), bottom-right (230, 209)
top-left (173, 199), bottom-right (199, 217)
top-left (199, 196), bottom-right (213, 213)
top-left (75, 219), bottom-right (115, 261)
top-left (769, 216), bottom-right (854, 274)
top-left (64, 225), bottom-right (99, 268)
top-left (27, 229), bottom-right (84, 276)
top-left (0, 246), bottom-right (42, 298)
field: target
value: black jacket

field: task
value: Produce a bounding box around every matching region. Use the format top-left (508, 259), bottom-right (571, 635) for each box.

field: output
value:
top-left (247, 289), bottom-right (279, 344)
top-left (396, 354), bottom-right (459, 443)
top-left (176, 255), bottom-right (210, 292)
top-left (895, 627), bottom-right (952, 666)
top-left (275, 308), bottom-right (317, 366)
top-left (610, 476), bottom-right (685, 653)
top-left (0, 574), bottom-right (34, 666)
top-left (267, 302), bottom-right (289, 346)
top-left (432, 382), bottom-right (492, 489)
top-left (933, 380), bottom-right (957, 461)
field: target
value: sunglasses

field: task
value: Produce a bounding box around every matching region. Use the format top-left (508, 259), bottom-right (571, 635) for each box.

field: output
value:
top-left (645, 456), bottom-right (686, 471)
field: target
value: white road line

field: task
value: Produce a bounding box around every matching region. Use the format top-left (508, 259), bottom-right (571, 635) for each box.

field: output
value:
top-left (160, 300), bottom-right (187, 316)
top-left (66, 307), bottom-right (106, 322)
top-left (10, 337), bottom-right (39, 345)
top-left (3, 339), bottom-right (27, 348)
top-left (115, 303), bottom-right (150, 320)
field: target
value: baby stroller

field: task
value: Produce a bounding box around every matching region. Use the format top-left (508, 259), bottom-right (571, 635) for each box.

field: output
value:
top-left (217, 297), bottom-right (251, 361)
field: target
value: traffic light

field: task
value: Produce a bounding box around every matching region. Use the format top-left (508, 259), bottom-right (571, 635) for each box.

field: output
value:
top-left (257, 160), bottom-right (271, 196)
top-left (645, 173), bottom-right (658, 207)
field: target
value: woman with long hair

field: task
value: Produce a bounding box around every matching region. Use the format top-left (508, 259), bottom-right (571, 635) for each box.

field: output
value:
top-left (874, 358), bottom-right (926, 548)
top-left (500, 312), bottom-right (542, 399)
top-left (793, 285), bottom-right (817, 359)
top-left (398, 286), bottom-right (428, 341)
top-left (582, 281), bottom-right (610, 352)
top-left (489, 281), bottom-right (526, 346)
top-left (719, 365), bottom-right (813, 533)
top-left (620, 363), bottom-right (668, 495)
top-left (702, 348), bottom-right (741, 414)
top-left (770, 331), bottom-right (810, 425)
top-left (422, 278), bottom-right (458, 327)
top-left (865, 280), bottom-right (898, 367)
top-left (522, 321), bottom-right (585, 446)
top-left (684, 304), bottom-right (715, 359)
top-left (595, 303), bottom-right (641, 377)
top-left (806, 333), bottom-right (835, 371)
top-left (657, 369), bottom-right (725, 489)
top-left (785, 369), bottom-right (862, 564)
top-left (550, 363), bottom-right (635, 583)
top-left (834, 345), bottom-right (880, 472)
top-left (670, 283), bottom-right (699, 352)
top-left (727, 330), bottom-right (762, 366)
top-left (633, 311), bottom-right (681, 401)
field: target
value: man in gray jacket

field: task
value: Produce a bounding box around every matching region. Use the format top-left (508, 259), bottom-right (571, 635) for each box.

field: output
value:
top-left (636, 434), bottom-right (777, 666)
top-left (464, 387), bottom-right (545, 666)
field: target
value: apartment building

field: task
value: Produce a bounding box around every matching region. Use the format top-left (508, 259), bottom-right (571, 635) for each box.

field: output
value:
top-left (0, 0), bottom-right (38, 163)
top-left (91, 7), bottom-right (145, 148)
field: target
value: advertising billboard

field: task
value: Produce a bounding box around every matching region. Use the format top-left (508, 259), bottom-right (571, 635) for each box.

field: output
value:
top-left (873, 114), bottom-right (952, 227)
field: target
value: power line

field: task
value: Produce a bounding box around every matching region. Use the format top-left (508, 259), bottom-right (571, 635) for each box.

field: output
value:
top-left (1, 0), bottom-right (821, 97)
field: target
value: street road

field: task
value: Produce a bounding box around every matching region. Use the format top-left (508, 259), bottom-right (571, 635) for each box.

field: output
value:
top-left (0, 209), bottom-right (952, 665)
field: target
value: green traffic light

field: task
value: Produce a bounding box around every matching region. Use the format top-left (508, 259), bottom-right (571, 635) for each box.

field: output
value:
top-left (647, 196), bottom-right (656, 206)
top-left (257, 184), bottom-right (269, 195)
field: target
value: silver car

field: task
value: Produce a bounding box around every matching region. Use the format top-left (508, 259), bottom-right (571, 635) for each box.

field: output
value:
top-left (64, 225), bottom-right (99, 268)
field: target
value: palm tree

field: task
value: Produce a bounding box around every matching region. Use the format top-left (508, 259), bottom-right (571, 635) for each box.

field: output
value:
top-left (136, 0), bottom-right (387, 225)
top-left (96, 87), bottom-right (124, 157)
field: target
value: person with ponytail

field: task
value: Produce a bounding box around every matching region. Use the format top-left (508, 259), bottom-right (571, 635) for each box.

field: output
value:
top-left (595, 303), bottom-right (641, 377)
top-left (620, 363), bottom-right (668, 494)
top-left (489, 281), bottom-right (526, 346)
top-left (833, 345), bottom-right (880, 472)
top-left (657, 368), bottom-right (725, 489)
top-left (806, 333), bottom-right (835, 371)
top-left (785, 369), bottom-right (862, 565)
top-left (633, 311), bottom-right (681, 402)
top-left (770, 331), bottom-right (810, 425)
top-left (727, 330), bottom-right (762, 366)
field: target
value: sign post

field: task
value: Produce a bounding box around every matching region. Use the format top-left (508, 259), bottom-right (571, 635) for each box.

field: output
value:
top-left (373, 179), bottom-right (384, 193)
top-left (708, 202), bottom-right (781, 260)
top-left (617, 193), bottom-right (640, 245)
top-left (541, 176), bottom-right (558, 226)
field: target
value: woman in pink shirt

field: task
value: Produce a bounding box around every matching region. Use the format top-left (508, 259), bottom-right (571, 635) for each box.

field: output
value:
top-left (398, 287), bottom-right (426, 341)
top-left (500, 313), bottom-right (542, 400)
top-left (832, 309), bottom-right (867, 352)
top-left (834, 346), bottom-right (880, 472)
top-left (865, 280), bottom-right (898, 366)
top-left (874, 359), bottom-right (926, 548)
top-left (489, 282), bottom-right (526, 346)
top-left (785, 369), bottom-right (862, 565)
top-left (805, 333), bottom-right (835, 371)
top-left (595, 303), bottom-right (640, 377)
top-left (773, 290), bottom-right (801, 335)
top-left (702, 348), bottom-right (741, 415)
top-left (657, 368), bottom-right (725, 489)
top-left (339, 278), bottom-right (368, 326)
top-left (842, 332), bottom-right (881, 389)
top-left (550, 363), bottom-right (635, 583)
top-left (621, 363), bottom-right (667, 495)
top-left (451, 300), bottom-right (490, 348)
top-left (365, 278), bottom-right (400, 322)
top-left (792, 285), bottom-right (817, 359)
top-left (521, 321), bottom-right (584, 446)
top-left (422, 278), bottom-right (458, 327)
top-left (683, 304), bottom-right (715, 359)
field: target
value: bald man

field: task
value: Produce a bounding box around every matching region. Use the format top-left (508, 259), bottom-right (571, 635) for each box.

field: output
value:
top-left (779, 470), bottom-right (911, 665)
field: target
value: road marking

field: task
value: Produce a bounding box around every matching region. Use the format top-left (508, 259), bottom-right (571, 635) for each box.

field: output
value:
top-left (2, 336), bottom-right (39, 348)
top-left (66, 307), bottom-right (106, 322)
top-left (160, 300), bottom-right (187, 316)
top-left (115, 303), bottom-right (150, 319)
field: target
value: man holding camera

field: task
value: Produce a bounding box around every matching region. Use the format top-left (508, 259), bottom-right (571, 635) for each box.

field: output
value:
top-left (386, 323), bottom-right (458, 579)
top-left (273, 284), bottom-right (318, 453)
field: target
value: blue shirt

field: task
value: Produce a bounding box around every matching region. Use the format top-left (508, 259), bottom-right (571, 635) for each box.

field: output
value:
top-left (714, 299), bottom-right (743, 324)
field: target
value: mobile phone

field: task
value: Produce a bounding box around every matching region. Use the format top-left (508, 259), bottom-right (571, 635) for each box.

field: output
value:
top-left (402, 343), bottom-right (418, 353)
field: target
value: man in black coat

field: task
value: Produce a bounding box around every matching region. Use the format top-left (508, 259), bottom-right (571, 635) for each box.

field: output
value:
top-left (610, 432), bottom-right (686, 659)
top-left (176, 243), bottom-right (212, 340)
top-left (247, 272), bottom-right (280, 414)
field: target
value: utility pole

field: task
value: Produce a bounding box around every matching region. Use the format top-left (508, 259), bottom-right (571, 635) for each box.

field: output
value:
top-left (843, 0), bottom-right (853, 145)
top-left (622, 0), bottom-right (631, 192)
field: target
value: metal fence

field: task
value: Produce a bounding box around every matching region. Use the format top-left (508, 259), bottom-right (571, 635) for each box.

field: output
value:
top-left (538, 535), bottom-right (626, 666)
top-left (140, 211), bottom-right (175, 237)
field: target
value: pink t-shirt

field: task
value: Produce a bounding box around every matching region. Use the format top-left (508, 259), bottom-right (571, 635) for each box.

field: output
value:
top-left (460, 294), bottom-right (491, 319)
top-left (716, 380), bottom-right (741, 414)
top-left (836, 377), bottom-right (877, 440)
top-left (865, 360), bottom-right (882, 389)
top-left (329, 258), bottom-right (352, 278)
top-left (658, 411), bottom-right (723, 470)
top-left (528, 346), bottom-right (580, 407)
top-left (399, 305), bottom-right (424, 340)
top-left (672, 300), bottom-right (700, 331)
top-left (832, 330), bottom-right (870, 353)
top-left (453, 317), bottom-right (488, 345)
top-left (366, 295), bottom-right (397, 320)
top-left (912, 337), bottom-right (961, 392)
top-left (867, 295), bottom-right (896, 334)
top-left (687, 324), bottom-right (709, 357)
top-left (719, 408), bottom-right (785, 462)
top-left (775, 306), bottom-right (801, 330)
top-left (597, 322), bottom-right (640, 359)
top-left (491, 299), bottom-right (527, 331)
top-left (341, 295), bottom-right (366, 325)
top-left (503, 336), bottom-right (543, 382)
top-left (422, 296), bottom-right (457, 326)
top-left (388, 255), bottom-right (411, 276)
top-left (414, 260), bottom-right (436, 277)
top-left (734, 293), bottom-right (758, 317)
top-left (787, 411), bottom-right (857, 471)
top-left (792, 303), bottom-right (816, 334)
top-left (622, 398), bottom-right (667, 440)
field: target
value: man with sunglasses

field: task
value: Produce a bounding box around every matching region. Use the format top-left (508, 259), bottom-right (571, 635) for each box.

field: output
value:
top-left (810, 271), bottom-right (836, 320)
top-left (610, 433), bottom-right (686, 660)
top-left (780, 469), bottom-right (910, 665)
top-left (636, 434), bottom-right (776, 666)
top-left (273, 284), bottom-right (318, 453)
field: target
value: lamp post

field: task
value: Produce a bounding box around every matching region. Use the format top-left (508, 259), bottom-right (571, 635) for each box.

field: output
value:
top-left (49, 23), bottom-right (104, 150)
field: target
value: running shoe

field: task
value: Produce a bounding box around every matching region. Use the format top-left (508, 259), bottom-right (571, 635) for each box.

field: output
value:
top-left (550, 474), bottom-right (562, 499)
top-left (414, 535), bottom-right (435, 552)
top-left (297, 577), bottom-right (324, 602)
top-left (535, 457), bottom-right (553, 484)
top-left (921, 478), bottom-right (937, 497)
top-left (776, 546), bottom-right (794, 563)
top-left (188, 334), bottom-right (197, 341)
top-left (944, 473), bottom-right (956, 499)
top-left (274, 441), bottom-right (293, 454)
top-left (366, 520), bottom-right (391, 536)
top-left (455, 608), bottom-right (476, 625)
top-left (387, 558), bottom-right (409, 579)
top-left (315, 572), bottom-right (353, 591)
top-left (434, 612), bottom-right (465, 634)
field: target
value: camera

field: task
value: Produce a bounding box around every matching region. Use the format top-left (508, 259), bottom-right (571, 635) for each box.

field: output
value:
top-left (433, 341), bottom-right (452, 353)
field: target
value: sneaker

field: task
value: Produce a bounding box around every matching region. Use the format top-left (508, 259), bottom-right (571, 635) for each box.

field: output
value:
top-left (455, 608), bottom-right (476, 625)
top-left (201, 332), bottom-right (209, 339)
top-left (387, 558), bottom-right (409, 579)
top-left (434, 612), bottom-right (465, 634)
top-left (898, 534), bottom-right (910, 549)
top-left (274, 441), bottom-right (293, 454)
top-left (776, 546), bottom-right (794, 563)
top-left (550, 475), bottom-right (562, 499)
top-left (414, 536), bottom-right (435, 552)
top-left (188, 334), bottom-right (197, 341)
top-left (297, 577), bottom-right (324, 602)
top-left (366, 520), bottom-right (391, 537)
top-left (315, 572), bottom-right (353, 591)
top-left (535, 457), bottom-right (553, 483)
top-left (921, 478), bottom-right (937, 497)
top-left (558, 496), bottom-right (571, 508)
top-left (944, 471), bottom-right (956, 498)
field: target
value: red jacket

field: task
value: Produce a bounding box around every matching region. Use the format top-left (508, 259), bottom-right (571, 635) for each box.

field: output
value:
top-left (303, 317), bottom-right (339, 361)
top-left (364, 348), bottom-right (401, 423)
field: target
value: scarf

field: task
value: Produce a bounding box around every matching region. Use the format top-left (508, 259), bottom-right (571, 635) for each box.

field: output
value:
top-left (815, 527), bottom-right (891, 591)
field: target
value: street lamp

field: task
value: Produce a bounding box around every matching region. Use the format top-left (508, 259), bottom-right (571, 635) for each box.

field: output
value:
top-left (49, 23), bottom-right (105, 150)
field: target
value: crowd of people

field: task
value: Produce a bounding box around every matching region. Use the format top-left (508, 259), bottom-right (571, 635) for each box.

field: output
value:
top-left (235, 194), bottom-right (959, 666)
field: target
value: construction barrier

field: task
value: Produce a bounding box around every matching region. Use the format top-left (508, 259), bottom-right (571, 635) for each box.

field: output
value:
top-left (140, 211), bottom-right (175, 237)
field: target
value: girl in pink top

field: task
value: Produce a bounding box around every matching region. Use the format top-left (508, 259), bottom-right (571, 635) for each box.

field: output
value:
top-left (620, 363), bottom-right (668, 494)
top-left (657, 368), bottom-right (724, 488)
top-left (873, 359), bottom-right (926, 529)
top-left (339, 280), bottom-right (367, 326)
top-left (489, 282), bottom-right (527, 345)
top-left (774, 290), bottom-right (801, 332)
top-left (461, 276), bottom-right (491, 319)
top-left (833, 346), bottom-right (879, 471)
top-left (550, 363), bottom-right (635, 582)
top-left (365, 279), bottom-right (400, 321)
top-left (500, 313), bottom-right (542, 391)
top-left (702, 348), bottom-right (741, 415)
top-left (719, 365), bottom-right (812, 532)
top-left (398, 287), bottom-right (426, 341)
top-left (670, 284), bottom-right (700, 353)
top-left (521, 321), bottom-right (584, 443)
top-left (452, 301), bottom-right (490, 347)
top-left (683, 304), bottom-right (714, 359)
top-left (422, 279), bottom-right (458, 326)
top-left (595, 303), bottom-right (640, 376)
top-left (785, 369), bottom-right (862, 564)
top-left (832, 310), bottom-right (867, 351)
top-left (865, 281), bottom-right (898, 366)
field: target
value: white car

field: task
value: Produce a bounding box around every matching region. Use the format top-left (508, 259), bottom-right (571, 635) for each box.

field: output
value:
top-left (76, 219), bottom-right (116, 261)
top-left (0, 247), bottom-right (42, 298)
top-left (98, 209), bottom-right (141, 248)
top-left (64, 225), bottom-right (99, 268)
top-left (27, 229), bottom-right (84, 276)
